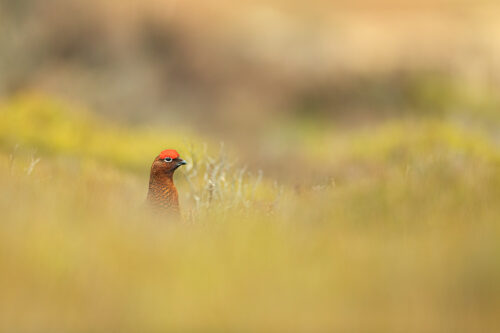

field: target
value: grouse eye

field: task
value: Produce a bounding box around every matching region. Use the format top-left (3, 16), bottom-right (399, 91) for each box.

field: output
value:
top-left (164, 157), bottom-right (173, 163)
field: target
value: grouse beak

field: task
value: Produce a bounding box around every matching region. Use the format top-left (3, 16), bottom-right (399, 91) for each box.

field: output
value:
top-left (177, 159), bottom-right (187, 167)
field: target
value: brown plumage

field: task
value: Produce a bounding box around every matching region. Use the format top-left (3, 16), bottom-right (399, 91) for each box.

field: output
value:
top-left (147, 149), bottom-right (187, 214)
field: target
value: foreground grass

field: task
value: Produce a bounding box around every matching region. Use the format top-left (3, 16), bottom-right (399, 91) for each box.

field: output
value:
top-left (1, 95), bottom-right (500, 332)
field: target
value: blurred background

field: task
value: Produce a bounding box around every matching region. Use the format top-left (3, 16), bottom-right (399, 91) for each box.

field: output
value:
top-left (1, 0), bottom-right (500, 331)
top-left (2, 0), bottom-right (500, 181)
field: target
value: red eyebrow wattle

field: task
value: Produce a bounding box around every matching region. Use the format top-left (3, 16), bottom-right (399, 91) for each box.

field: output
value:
top-left (159, 149), bottom-right (180, 159)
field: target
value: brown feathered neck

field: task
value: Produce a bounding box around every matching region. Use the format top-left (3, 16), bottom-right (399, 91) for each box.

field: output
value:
top-left (147, 160), bottom-right (180, 213)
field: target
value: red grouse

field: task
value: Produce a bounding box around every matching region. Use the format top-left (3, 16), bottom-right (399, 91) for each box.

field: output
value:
top-left (147, 149), bottom-right (187, 213)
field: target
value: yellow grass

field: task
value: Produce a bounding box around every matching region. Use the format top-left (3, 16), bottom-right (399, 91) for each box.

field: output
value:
top-left (1, 94), bottom-right (500, 332)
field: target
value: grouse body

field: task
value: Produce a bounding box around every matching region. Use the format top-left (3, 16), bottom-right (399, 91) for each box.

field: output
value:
top-left (147, 149), bottom-right (187, 214)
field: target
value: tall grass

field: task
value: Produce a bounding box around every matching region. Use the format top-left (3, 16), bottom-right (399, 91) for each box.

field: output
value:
top-left (1, 94), bottom-right (500, 332)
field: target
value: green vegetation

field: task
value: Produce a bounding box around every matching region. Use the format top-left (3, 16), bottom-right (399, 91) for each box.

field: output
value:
top-left (1, 94), bottom-right (499, 331)
top-left (0, 93), bottom-right (205, 172)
